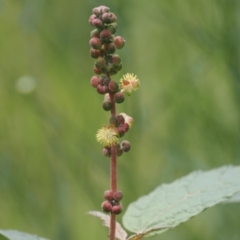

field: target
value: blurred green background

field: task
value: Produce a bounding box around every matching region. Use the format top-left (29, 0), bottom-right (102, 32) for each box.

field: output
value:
top-left (1, 0), bottom-right (240, 239)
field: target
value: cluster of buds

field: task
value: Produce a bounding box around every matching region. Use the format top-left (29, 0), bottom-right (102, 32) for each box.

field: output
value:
top-left (96, 113), bottom-right (133, 154)
top-left (89, 5), bottom-right (125, 76)
top-left (102, 190), bottom-right (123, 215)
top-left (89, 5), bottom-right (140, 218)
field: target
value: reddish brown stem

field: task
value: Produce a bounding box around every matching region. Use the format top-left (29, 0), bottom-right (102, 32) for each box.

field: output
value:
top-left (109, 90), bottom-right (117, 240)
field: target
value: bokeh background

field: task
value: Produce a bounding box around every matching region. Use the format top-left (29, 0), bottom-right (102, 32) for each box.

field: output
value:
top-left (1, 0), bottom-right (240, 239)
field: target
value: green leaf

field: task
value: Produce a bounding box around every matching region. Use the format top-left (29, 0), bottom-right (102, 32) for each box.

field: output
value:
top-left (122, 165), bottom-right (240, 238)
top-left (0, 233), bottom-right (9, 240)
top-left (0, 230), bottom-right (49, 240)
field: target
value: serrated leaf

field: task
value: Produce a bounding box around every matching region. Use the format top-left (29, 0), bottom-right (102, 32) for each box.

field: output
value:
top-left (122, 165), bottom-right (240, 237)
top-left (0, 230), bottom-right (49, 240)
top-left (127, 226), bottom-right (171, 240)
top-left (87, 211), bottom-right (128, 240)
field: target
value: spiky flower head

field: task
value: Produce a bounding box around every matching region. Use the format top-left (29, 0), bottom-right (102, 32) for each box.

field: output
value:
top-left (96, 125), bottom-right (119, 146)
top-left (120, 73), bottom-right (140, 96)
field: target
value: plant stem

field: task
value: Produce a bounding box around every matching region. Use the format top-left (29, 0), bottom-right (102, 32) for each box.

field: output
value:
top-left (109, 91), bottom-right (117, 240)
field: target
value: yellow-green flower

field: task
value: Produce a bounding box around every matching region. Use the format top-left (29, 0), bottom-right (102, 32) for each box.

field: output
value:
top-left (120, 73), bottom-right (140, 96)
top-left (96, 126), bottom-right (119, 146)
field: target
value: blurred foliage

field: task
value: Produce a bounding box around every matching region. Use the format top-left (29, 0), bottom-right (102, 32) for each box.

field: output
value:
top-left (0, 0), bottom-right (240, 239)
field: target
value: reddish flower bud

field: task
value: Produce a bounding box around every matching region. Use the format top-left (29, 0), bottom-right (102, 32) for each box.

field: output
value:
top-left (114, 36), bottom-right (125, 49)
top-left (92, 18), bottom-right (103, 28)
top-left (99, 48), bottom-right (107, 57)
top-left (102, 12), bottom-right (111, 23)
top-left (89, 37), bottom-right (102, 50)
top-left (112, 54), bottom-right (121, 65)
top-left (89, 14), bottom-right (96, 26)
top-left (113, 191), bottom-right (123, 201)
top-left (95, 57), bottom-right (106, 69)
top-left (116, 115), bottom-right (125, 125)
top-left (102, 100), bottom-right (112, 111)
top-left (114, 92), bottom-right (125, 104)
top-left (122, 122), bottom-right (129, 132)
top-left (108, 80), bottom-right (119, 93)
top-left (90, 48), bottom-right (100, 58)
top-left (121, 140), bottom-right (131, 152)
top-left (100, 29), bottom-right (112, 43)
top-left (102, 147), bottom-right (111, 157)
top-left (117, 126), bottom-right (125, 137)
top-left (104, 190), bottom-right (114, 200)
top-left (93, 66), bottom-right (102, 75)
top-left (112, 205), bottom-right (122, 215)
top-left (101, 201), bottom-right (112, 213)
top-left (109, 13), bottom-right (117, 23)
top-left (92, 7), bottom-right (101, 16)
top-left (97, 84), bottom-right (108, 94)
top-left (100, 6), bottom-right (110, 13)
top-left (90, 75), bottom-right (99, 88)
top-left (106, 43), bottom-right (116, 54)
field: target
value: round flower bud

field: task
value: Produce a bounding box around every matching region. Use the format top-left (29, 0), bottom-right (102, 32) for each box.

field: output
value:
top-left (95, 57), bottom-right (106, 69)
top-left (122, 122), bottom-right (129, 132)
top-left (101, 201), bottom-right (112, 213)
top-left (109, 13), bottom-right (117, 23)
top-left (97, 84), bottom-right (108, 94)
top-left (102, 100), bottom-right (112, 111)
top-left (113, 191), bottom-right (123, 201)
top-left (109, 116), bottom-right (119, 127)
top-left (99, 48), bottom-right (107, 57)
top-left (116, 114), bottom-right (125, 125)
top-left (106, 23), bottom-right (117, 34)
top-left (114, 92), bottom-right (125, 104)
top-left (93, 66), bottom-right (102, 75)
top-left (90, 75), bottom-right (99, 88)
top-left (89, 14), bottom-right (96, 26)
top-left (92, 7), bottom-right (101, 16)
top-left (117, 148), bottom-right (123, 157)
top-left (114, 36), bottom-right (125, 49)
top-left (112, 54), bottom-right (121, 65)
top-left (102, 147), bottom-right (111, 157)
top-left (117, 126), bottom-right (125, 137)
top-left (102, 12), bottom-right (111, 23)
top-left (121, 140), bottom-right (131, 152)
top-left (100, 29), bottom-right (112, 43)
top-left (112, 205), bottom-right (122, 215)
top-left (100, 6), bottom-right (110, 13)
top-left (90, 48), bottom-right (100, 58)
top-left (89, 37), bottom-right (102, 50)
top-left (90, 29), bottom-right (100, 38)
top-left (108, 80), bottom-right (119, 93)
top-left (92, 18), bottom-right (103, 28)
top-left (104, 190), bottom-right (114, 200)
top-left (106, 43), bottom-right (116, 54)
